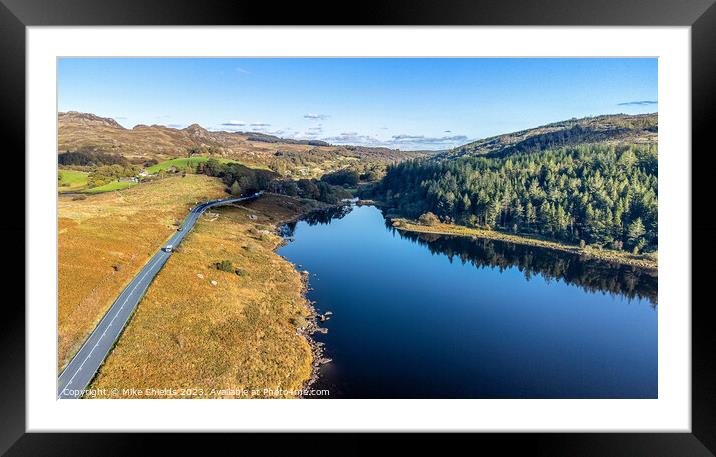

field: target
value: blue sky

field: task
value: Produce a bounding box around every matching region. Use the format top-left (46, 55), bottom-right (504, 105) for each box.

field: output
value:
top-left (58, 58), bottom-right (657, 151)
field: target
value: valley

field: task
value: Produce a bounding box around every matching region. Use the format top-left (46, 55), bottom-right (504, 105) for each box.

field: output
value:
top-left (57, 110), bottom-right (659, 399)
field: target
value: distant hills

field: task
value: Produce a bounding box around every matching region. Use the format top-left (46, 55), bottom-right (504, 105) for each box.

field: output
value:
top-left (434, 113), bottom-right (657, 161)
top-left (58, 112), bottom-right (429, 167)
top-left (58, 111), bottom-right (658, 173)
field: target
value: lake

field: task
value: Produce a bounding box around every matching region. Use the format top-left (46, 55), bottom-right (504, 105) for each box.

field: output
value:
top-left (278, 204), bottom-right (658, 399)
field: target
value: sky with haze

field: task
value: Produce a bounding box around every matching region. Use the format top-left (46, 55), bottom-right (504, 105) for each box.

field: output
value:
top-left (58, 58), bottom-right (658, 151)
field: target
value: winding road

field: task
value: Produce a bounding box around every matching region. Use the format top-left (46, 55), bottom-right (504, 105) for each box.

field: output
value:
top-left (57, 191), bottom-right (263, 399)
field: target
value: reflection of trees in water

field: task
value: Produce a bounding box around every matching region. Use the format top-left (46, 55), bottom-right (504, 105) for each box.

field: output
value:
top-left (280, 205), bottom-right (354, 237)
top-left (395, 230), bottom-right (658, 307)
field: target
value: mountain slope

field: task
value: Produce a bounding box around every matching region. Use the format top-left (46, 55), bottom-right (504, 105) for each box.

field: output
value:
top-left (375, 113), bottom-right (658, 259)
top-left (435, 113), bottom-right (657, 161)
top-left (58, 112), bottom-right (429, 172)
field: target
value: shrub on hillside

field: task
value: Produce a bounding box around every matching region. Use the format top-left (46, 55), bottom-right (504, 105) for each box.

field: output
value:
top-left (418, 212), bottom-right (440, 226)
top-left (214, 260), bottom-right (234, 272)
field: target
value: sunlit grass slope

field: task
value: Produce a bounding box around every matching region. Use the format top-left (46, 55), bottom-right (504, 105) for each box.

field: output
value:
top-left (89, 194), bottom-right (327, 398)
top-left (58, 175), bottom-right (227, 371)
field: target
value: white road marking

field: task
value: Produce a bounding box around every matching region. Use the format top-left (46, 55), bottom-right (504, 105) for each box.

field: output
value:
top-left (57, 194), bottom-right (259, 398)
top-left (58, 253), bottom-right (166, 397)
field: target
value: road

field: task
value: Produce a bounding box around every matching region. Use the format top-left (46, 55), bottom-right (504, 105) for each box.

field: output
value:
top-left (57, 191), bottom-right (263, 399)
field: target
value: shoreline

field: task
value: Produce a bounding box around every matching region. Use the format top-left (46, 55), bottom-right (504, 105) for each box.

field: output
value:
top-left (271, 198), bottom-right (348, 396)
top-left (294, 269), bottom-right (329, 394)
top-left (86, 190), bottom-right (325, 398)
top-left (390, 217), bottom-right (658, 271)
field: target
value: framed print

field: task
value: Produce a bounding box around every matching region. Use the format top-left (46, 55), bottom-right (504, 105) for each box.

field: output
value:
top-left (3, 0), bottom-right (716, 454)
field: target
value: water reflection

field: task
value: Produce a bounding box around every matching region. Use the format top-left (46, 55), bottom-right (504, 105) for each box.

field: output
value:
top-left (283, 204), bottom-right (657, 306)
top-left (394, 229), bottom-right (657, 306)
top-left (278, 204), bottom-right (657, 398)
top-left (281, 205), bottom-right (353, 237)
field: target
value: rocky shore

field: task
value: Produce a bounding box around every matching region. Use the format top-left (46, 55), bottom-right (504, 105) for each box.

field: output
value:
top-left (294, 269), bottom-right (333, 395)
top-left (272, 202), bottom-right (347, 397)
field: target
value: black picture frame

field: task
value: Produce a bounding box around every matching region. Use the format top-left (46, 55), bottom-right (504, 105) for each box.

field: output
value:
top-left (2, 0), bottom-right (715, 454)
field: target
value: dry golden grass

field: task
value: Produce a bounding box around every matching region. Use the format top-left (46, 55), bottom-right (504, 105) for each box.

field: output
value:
top-left (89, 194), bottom-right (326, 398)
top-left (58, 175), bottom-right (226, 371)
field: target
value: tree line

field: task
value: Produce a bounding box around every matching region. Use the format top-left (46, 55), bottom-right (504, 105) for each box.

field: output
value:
top-left (197, 159), bottom-right (351, 204)
top-left (374, 144), bottom-right (658, 253)
top-left (58, 150), bottom-right (129, 167)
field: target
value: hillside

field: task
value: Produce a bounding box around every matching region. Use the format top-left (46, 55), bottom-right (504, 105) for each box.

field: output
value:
top-left (374, 113), bottom-right (658, 259)
top-left (58, 112), bottom-right (429, 177)
top-left (57, 175), bottom-right (227, 370)
top-left (435, 113), bottom-right (657, 161)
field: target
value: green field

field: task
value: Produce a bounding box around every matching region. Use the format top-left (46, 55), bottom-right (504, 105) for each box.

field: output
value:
top-left (58, 169), bottom-right (89, 192)
top-left (58, 169), bottom-right (136, 194)
top-left (84, 181), bottom-right (137, 194)
top-left (146, 157), bottom-right (241, 174)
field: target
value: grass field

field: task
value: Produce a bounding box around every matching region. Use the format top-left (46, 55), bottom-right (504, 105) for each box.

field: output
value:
top-left (83, 181), bottom-right (137, 194)
top-left (58, 169), bottom-right (135, 194)
top-left (58, 174), bottom-right (227, 371)
top-left (146, 156), bottom-right (243, 174)
top-left (58, 169), bottom-right (89, 192)
top-left (392, 217), bottom-right (658, 271)
top-left (89, 194), bottom-right (329, 398)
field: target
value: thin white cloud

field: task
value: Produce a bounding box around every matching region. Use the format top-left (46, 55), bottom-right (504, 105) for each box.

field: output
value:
top-left (321, 131), bottom-right (470, 150)
top-left (221, 120), bottom-right (247, 126)
top-left (323, 132), bottom-right (382, 144)
top-left (617, 100), bottom-right (657, 106)
top-left (304, 113), bottom-right (330, 120)
top-left (216, 122), bottom-right (467, 150)
top-left (391, 134), bottom-right (468, 144)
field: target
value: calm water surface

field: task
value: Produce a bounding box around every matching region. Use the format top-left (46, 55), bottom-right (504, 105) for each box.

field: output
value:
top-left (278, 205), bottom-right (657, 398)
